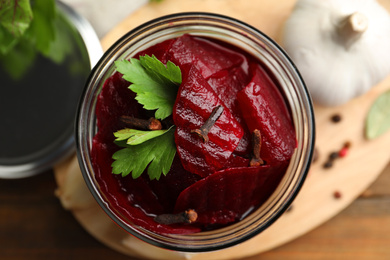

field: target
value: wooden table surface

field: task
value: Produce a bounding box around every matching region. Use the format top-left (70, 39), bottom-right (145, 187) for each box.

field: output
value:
top-left (1, 162), bottom-right (389, 260)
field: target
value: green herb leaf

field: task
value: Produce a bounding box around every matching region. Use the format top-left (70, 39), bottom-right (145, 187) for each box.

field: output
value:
top-left (24, 0), bottom-right (56, 56)
top-left (114, 127), bottom-right (173, 145)
top-left (0, 0), bottom-right (33, 54)
top-left (112, 127), bottom-right (176, 180)
top-left (0, 37), bottom-right (36, 79)
top-left (365, 90), bottom-right (390, 139)
top-left (115, 55), bottom-right (181, 120)
top-left (0, 0), bottom-right (32, 37)
top-left (0, 0), bottom-right (59, 80)
top-left (139, 55), bottom-right (181, 84)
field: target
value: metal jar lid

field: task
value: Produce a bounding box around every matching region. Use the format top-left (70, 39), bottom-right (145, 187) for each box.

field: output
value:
top-left (0, 1), bottom-right (102, 178)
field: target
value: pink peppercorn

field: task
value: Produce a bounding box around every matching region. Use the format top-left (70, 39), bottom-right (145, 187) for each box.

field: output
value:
top-left (338, 147), bottom-right (348, 157)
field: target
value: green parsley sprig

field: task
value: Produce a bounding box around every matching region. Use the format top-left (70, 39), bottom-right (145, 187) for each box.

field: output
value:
top-left (111, 55), bottom-right (181, 180)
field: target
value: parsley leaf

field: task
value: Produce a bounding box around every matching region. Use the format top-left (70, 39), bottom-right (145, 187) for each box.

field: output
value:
top-left (24, 0), bottom-right (56, 56)
top-left (115, 55), bottom-right (181, 120)
top-left (0, 0), bottom-right (60, 80)
top-left (111, 126), bottom-right (176, 180)
top-left (0, 0), bottom-right (33, 54)
top-left (0, 0), bottom-right (56, 56)
top-left (114, 126), bottom-right (173, 145)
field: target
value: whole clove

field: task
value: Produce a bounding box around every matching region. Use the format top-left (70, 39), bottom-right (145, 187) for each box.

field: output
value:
top-left (120, 116), bottom-right (162, 130)
top-left (154, 209), bottom-right (198, 225)
top-left (191, 105), bottom-right (224, 143)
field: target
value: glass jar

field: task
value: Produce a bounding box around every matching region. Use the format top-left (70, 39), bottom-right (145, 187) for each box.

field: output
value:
top-left (75, 12), bottom-right (315, 253)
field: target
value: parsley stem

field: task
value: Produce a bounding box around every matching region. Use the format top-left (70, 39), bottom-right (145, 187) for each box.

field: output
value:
top-left (120, 116), bottom-right (162, 130)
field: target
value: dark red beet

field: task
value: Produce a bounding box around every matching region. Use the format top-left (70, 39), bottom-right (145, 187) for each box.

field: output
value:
top-left (207, 67), bottom-right (248, 115)
top-left (134, 39), bottom-right (176, 64)
top-left (94, 71), bottom-right (144, 144)
top-left (173, 66), bottom-right (244, 177)
top-left (146, 156), bottom-right (202, 213)
top-left (174, 165), bottom-right (284, 226)
top-left (207, 67), bottom-right (252, 156)
top-left (168, 34), bottom-right (244, 79)
top-left (237, 64), bottom-right (296, 165)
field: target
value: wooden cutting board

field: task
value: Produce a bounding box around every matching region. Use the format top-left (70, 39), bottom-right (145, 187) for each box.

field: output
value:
top-left (54, 0), bottom-right (390, 259)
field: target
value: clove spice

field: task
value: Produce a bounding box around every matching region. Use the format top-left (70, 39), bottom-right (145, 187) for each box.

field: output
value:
top-left (154, 209), bottom-right (198, 225)
top-left (120, 116), bottom-right (162, 130)
top-left (250, 129), bottom-right (265, 167)
top-left (191, 105), bottom-right (224, 143)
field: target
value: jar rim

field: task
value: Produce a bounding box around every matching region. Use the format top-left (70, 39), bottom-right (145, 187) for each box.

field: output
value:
top-left (75, 12), bottom-right (315, 252)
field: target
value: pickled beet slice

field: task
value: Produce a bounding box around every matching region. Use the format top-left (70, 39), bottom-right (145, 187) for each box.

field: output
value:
top-left (173, 66), bottom-right (244, 177)
top-left (94, 71), bottom-right (145, 144)
top-left (174, 165), bottom-right (284, 226)
top-left (146, 156), bottom-right (202, 213)
top-left (237, 64), bottom-right (296, 165)
top-left (207, 66), bottom-right (249, 120)
top-left (168, 34), bottom-right (244, 79)
top-left (134, 38), bottom-right (176, 64)
top-left (207, 67), bottom-right (252, 156)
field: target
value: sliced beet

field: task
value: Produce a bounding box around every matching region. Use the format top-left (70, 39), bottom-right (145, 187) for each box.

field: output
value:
top-left (94, 71), bottom-right (145, 144)
top-left (168, 34), bottom-right (244, 79)
top-left (134, 38), bottom-right (176, 64)
top-left (207, 67), bottom-right (252, 156)
top-left (173, 66), bottom-right (244, 177)
top-left (207, 66), bottom-right (248, 114)
top-left (237, 64), bottom-right (296, 165)
top-left (174, 165), bottom-right (284, 226)
top-left (146, 156), bottom-right (202, 213)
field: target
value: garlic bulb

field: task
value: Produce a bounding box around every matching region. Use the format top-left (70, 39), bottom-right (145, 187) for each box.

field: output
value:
top-left (281, 0), bottom-right (390, 106)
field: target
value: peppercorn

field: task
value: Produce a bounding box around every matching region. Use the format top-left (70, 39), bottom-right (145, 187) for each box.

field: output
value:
top-left (323, 160), bottom-right (333, 169)
top-left (330, 114), bottom-right (342, 123)
top-left (329, 152), bottom-right (339, 160)
top-left (333, 191), bottom-right (342, 199)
